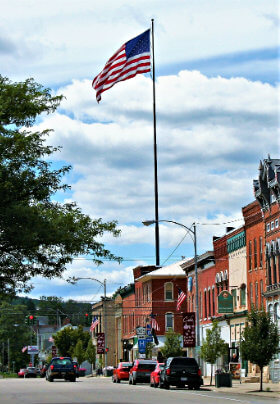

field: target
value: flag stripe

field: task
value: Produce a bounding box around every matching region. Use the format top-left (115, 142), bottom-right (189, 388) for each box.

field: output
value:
top-left (92, 30), bottom-right (150, 102)
top-left (176, 289), bottom-right (187, 311)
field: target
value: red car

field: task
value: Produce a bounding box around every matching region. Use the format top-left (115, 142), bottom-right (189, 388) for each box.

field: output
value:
top-left (150, 363), bottom-right (165, 387)
top-left (113, 362), bottom-right (133, 383)
top-left (18, 368), bottom-right (26, 378)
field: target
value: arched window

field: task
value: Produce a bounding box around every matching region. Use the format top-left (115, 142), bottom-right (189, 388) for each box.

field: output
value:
top-left (164, 282), bottom-right (173, 301)
top-left (165, 312), bottom-right (174, 330)
top-left (274, 303), bottom-right (279, 324)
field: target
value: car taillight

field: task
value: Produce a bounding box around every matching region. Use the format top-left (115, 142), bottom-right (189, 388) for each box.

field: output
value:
top-left (74, 365), bottom-right (77, 368)
top-left (198, 369), bottom-right (201, 376)
top-left (166, 368), bottom-right (171, 375)
top-left (50, 365), bottom-right (54, 370)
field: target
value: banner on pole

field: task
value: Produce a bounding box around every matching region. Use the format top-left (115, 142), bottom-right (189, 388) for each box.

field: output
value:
top-left (97, 332), bottom-right (105, 354)
top-left (182, 312), bottom-right (195, 347)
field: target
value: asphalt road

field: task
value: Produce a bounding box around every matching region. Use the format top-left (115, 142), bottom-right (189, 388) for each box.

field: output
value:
top-left (0, 377), bottom-right (278, 404)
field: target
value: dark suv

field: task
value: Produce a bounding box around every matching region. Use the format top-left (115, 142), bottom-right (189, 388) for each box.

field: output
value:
top-left (160, 357), bottom-right (203, 390)
top-left (129, 359), bottom-right (157, 385)
top-left (46, 357), bottom-right (76, 382)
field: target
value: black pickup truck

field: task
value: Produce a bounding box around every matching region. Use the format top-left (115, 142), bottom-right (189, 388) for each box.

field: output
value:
top-left (46, 357), bottom-right (76, 382)
top-left (159, 357), bottom-right (203, 390)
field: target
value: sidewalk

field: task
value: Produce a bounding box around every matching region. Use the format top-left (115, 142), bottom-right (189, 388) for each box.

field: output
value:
top-left (202, 377), bottom-right (280, 399)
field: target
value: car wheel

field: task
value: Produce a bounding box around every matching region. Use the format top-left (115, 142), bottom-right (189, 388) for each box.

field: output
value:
top-left (132, 378), bottom-right (136, 385)
top-left (48, 377), bottom-right (53, 382)
top-left (188, 384), bottom-right (193, 390)
top-left (194, 384), bottom-right (200, 390)
top-left (70, 377), bottom-right (76, 382)
top-left (159, 381), bottom-right (164, 389)
top-left (155, 383), bottom-right (159, 388)
top-left (113, 377), bottom-right (116, 383)
top-left (117, 378), bottom-right (120, 383)
top-left (164, 383), bottom-right (170, 390)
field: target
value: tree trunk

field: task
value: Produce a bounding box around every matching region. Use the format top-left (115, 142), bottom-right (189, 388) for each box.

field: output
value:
top-left (210, 364), bottom-right (213, 386)
top-left (260, 366), bottom-right (263, 392)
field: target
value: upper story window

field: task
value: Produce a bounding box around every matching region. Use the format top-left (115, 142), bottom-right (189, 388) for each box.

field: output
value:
top-left (275, 218), bottom-right (279, 228)
top-left (254, 238), bottom-right (257, 269)
top-left (165, 312), bottom-right (174, 330)
top-left (271, 221), bottom-right (275, 231)
top-left (267, 223), bottom-right (270, 233)
top-left (249, 241), bottom-right (252, 270)
top-left (259, 236), bottom-right (263, 267)
top-left (240, 284), bottom-right (246, 306)
top-left (164, 282), bottom-right (174, 301)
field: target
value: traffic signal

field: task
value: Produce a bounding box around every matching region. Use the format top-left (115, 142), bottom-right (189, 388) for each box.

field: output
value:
top-left (84, 313), bottom-right (91, 326)
top-left (105, 347), bottom-right (109, 353)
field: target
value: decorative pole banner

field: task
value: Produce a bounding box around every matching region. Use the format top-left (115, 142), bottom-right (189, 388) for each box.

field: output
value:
top-left (182, 312), bottom-right (195, 347)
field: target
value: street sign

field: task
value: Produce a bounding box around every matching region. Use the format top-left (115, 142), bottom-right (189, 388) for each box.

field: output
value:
top-left (138, 338), bottom-right (147, 354)
top-left (136, 326), bottom-right (146, 337)
top-left (146, 324), bottom-right (153, 343)
top-left (218, 290), bottom-right (233, 313)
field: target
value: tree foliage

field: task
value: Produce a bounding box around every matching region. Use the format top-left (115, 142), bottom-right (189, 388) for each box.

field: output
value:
top-left (240, 308), bottom-right (279, 391)
top-left (73, 339), bottom-right (85, 366)
top-left (53, 325), bottom-right (90, 357)
top-left (0, 302), bottom-right (33, 371)
top-left (85, 339), bottom-right (96, 373)
top-left (200, 319), bottom-right (228, 385)
top-left (0, 75), bottom-right (121, 297)
top-left (161, 330), bottom-right (183, 358)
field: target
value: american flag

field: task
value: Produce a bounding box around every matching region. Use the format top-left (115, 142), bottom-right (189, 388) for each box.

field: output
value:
top-left (176, 288), bottom-right (187, 311)
top-left (21, 346), bottom-right (27, 353)
top-left (92, 29), bottom-right (151, 102)
top-left (90, 316), bottom-right (99, 332)
top-left (150, 313), bottom-right (160, 331)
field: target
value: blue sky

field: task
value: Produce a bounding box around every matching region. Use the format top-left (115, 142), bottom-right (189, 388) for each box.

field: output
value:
top-left (1, 0), bottom-right (279, 302)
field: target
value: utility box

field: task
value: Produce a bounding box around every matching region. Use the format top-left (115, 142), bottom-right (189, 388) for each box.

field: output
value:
top-left (215, 373), bottom-right (232, 388)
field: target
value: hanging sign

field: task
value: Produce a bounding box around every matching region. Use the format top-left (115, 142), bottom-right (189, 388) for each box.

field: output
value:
top-left (218, 290), bottom-right (233, 313)
top-left (182, 312), bottom-right (195, 347)
top-left (97, 332), bottom-right (105, 354)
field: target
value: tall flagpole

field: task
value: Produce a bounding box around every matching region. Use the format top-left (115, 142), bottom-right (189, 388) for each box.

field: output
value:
top-left (151, 19), bottom-right (160, 267)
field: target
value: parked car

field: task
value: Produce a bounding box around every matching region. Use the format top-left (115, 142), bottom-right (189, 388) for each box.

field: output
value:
top-left (46, 357), bottom-right (76, 382)
top-left (17, 368), bottom-right (26, 378)
top-left (159, 357), bottom-right (203, 390)
top-left (150, 363), bottom-right (165, 387)
top-left (24, 367), bottom-right (37, 378)
top-left (129, 359), bottom-right (157, 385)
top-left (112, 362), bottom-right (133, 383)
top-left (39, 364), bottom-right (49, 378)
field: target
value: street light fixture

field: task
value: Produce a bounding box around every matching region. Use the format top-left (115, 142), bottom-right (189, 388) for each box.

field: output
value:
top-left (71, 276), bottom-right (107, 374)
top-left (142, 219), bottom-right (200, 356)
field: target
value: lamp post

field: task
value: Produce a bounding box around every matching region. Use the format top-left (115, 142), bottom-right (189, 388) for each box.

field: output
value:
top-left (73, 277), bottom-right (107, 374)
top-left (142, 219), bottom-right (200, 356)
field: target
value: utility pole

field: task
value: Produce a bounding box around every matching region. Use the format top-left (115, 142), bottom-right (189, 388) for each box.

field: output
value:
top-left (104, 279), bottom-right (107, 375)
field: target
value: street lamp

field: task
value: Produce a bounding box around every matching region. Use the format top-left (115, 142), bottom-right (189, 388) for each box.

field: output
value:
top-left (142, 219), bottom-right (200, 356)
top-left (71, 277), bottom-right (107, 374)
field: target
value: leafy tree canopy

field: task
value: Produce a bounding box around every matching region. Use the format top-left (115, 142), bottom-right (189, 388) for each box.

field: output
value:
top-left (53, 325), bottom-right (90, 357)
top-left (161, 330), bottom-right (183, 358)
top-left (240, 308), bottom-right (279, 391)
top-left (200, 319), bottom-right (228, 365)
top-left (0, 75), bottom-right (121, 297)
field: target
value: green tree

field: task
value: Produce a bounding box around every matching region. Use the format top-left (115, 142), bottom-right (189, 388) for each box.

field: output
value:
top-left (85, 339), bottom-right (96, 374)
top-left (161, 330), bottom-right (183, 358)
top-left (73, 339), bottom-right (85, 366)
top-left (200, 320), bottom-right (228, 385)
top-left (37, 296), bottom-right (65, 326)
top-left (53, 325), bottom-right (90, 357)
top-left (240, 308), bottom-right (279, 392)
top-left (0, 75), bottom-right (121, 298)
top-left (145, 342), bottom-right (154, 359)
top-left (0, 302), bottom-right (32, 371)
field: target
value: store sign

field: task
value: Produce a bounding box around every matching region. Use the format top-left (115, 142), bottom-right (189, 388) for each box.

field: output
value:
top-left (27, 345), bottom-right (39, 354)
top-left (136, 326), bottom-right (146, 339)
top-left (97, 332), bottom-right (105, 354)
top-left (218, 290), bottom-right (233, 313)
top-left (146, 324), bottom-right (153, 342)
top-left (182, 312), bottom-right (195, 347)
top-left (51, 346), bottom-right (57, 357)
top-left (138, 338), bottom-right (147, 354)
